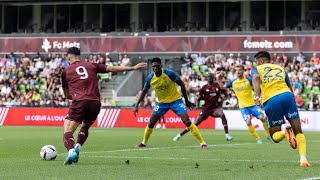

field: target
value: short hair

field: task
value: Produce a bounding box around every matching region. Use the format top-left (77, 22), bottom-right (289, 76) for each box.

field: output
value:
top-left (254, 51), bottom-right (271, 62)
top-left (66, 47), bottom-right (81, 56)
top-left (235, 65), bottom-right (245, 70)
top-left (151, 57), bottom-right (161, 64)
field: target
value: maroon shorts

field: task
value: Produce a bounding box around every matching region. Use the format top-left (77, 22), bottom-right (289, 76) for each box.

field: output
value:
top-left (66, 100), bottom-right (101, 125)
top-left (199, 107), bottom-right (223, 120)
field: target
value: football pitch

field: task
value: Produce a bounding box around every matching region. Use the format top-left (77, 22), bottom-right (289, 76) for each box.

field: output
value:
top-left (0, 127), bottom-right (319, 180)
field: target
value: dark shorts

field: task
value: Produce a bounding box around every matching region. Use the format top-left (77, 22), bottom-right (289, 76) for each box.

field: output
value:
top-left (199, 107), bottom-right (222, 120)
top-left (66, 100), bottom-right (101, 125)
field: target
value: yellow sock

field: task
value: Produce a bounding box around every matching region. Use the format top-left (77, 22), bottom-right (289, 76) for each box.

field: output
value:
top-left (262, 121), bottom-right (270, 137)
top-left (142, 125), bottom-right (153, 144)
top-left (272, 131), bottom-right (285, 143)
top-left (188, 123), bottom-right (205, 144)
top-left (296, 133), bottom-right (307, 158)
top-left (247, 125), bottom-right (260, 140)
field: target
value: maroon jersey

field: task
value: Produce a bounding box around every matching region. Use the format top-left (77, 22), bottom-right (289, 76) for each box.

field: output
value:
top-left (198, 82), bottom-right (226, 109)
top-left (61, 61), bottom-right (108, 101)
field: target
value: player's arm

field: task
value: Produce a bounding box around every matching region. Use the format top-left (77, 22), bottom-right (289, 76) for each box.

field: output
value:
top-left (105, 63), bottom-right (146, 73)
top-left (285, 72), bottom-right (293, 93)
top-left (251, 68), bottom-right (261, 105)
top-left (61, 71), bottom-right (72, 100)
top-left (216, 72), bottom-right (233, 90)
top-left (133, 89), bottom-right (148, 116)
top-left (63, 89), bottom-right (72, 100)
top-left (176, 79), bottom-right (195, 110)
top-left (196, 90), bottom-right (203, 109)
top-left (134, 74), bottom-right (152, 116)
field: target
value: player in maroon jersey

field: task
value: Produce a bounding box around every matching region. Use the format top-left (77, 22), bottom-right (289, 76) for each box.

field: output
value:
top-left (61, 47), bottom-right (146, 165)
top-left (173, 73), bottom-right (233, 141)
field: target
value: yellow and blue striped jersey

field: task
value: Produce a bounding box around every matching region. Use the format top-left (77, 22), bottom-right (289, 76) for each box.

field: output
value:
top-left (251, 63), bottom-right (291, 104)
top-left (226, 78), bottom-right (255, 108)
top-left (144, 69), bottom-right (181, 103)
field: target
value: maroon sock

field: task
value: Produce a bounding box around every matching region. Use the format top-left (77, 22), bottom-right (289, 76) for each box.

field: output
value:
top-left (221, 115), bottom-right (229, 134)
top-left (76, 127), bottom-right (89, 146)
top-left (64, 132), bottom-right (75, 151)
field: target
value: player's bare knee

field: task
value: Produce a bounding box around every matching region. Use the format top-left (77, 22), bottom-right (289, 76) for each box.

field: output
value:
top-left (259, 115), bottom-right (265, 122)
top-left (245, 120), bottom-right (252, 126)
top-left (179, 113), bottom-right (192, 126)
top-left (148, 122), bottom-right (156, 128)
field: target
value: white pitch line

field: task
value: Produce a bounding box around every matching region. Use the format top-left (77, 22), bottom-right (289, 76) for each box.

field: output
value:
top-left (79, 143), bottom-right (251, 154)
top-left (301, 177), bottom-right (320, 180)
top-left (61, 143), bottom-right (253, 155)
top-left (86, 155), bottom-right (302, 163)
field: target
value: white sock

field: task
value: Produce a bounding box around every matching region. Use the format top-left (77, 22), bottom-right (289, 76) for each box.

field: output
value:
top-left (201, 142), bottom-right (207, 146)
top-left (68, 149), bottom-right (74, 156)
top-left (225, 134), bottom-right (229, 137)
top-left (176, 134), bottom-right (181, 137)
top-left (300, 156), bottom-right (307, 162)
top-left (75, 143), bottom-right (81, 150)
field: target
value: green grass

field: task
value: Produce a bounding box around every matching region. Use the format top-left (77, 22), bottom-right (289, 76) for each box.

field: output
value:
top-left (0, 127), bottom-right (319, 180)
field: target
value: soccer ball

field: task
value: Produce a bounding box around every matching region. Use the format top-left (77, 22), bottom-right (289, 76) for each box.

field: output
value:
top-left (40, 145), bottom-right (58, 160)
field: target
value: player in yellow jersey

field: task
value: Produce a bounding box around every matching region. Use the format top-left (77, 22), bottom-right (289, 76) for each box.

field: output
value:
top-left (216, 65), bottom-right (273, 144)
top-left (252, 51), bottom-right (310, 167)
top-left (134, 58), bottom-right (208, 149)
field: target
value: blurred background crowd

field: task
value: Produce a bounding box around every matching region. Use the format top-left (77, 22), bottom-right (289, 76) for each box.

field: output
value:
top-left (0, 51), bottom-right (319, 110)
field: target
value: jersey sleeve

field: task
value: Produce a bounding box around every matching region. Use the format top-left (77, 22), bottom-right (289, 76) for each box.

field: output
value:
top-left (94, 63), bottom-right (108, 73)
top-left (226, 80), bottom-right (234, 88)
top-left (247, 78), bottom-right (253, 86)
top-left (251, 67), bottom-right (258, 76)
top-left (143, 73), bottom-right (154, 91)
top-left (285, 72), bottom-right (291, 87)
top-left (164, 69), bottom-right (180, 82)
top-left (61, 70), bottom-right (68, 89)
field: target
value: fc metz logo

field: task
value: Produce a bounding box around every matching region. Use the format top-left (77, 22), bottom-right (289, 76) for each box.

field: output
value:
top-left (41, 39), bottom-right (52, 53)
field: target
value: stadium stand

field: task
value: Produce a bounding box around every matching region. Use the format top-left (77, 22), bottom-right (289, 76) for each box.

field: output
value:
top-left (1, 51), bottom-right (319, 111)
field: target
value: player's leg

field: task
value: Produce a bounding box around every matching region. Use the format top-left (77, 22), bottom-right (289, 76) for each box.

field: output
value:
top-left (76, 101), bottom-right (100, 147)
top-left (63, 119), bottom-right (80, 151)
top-left (263, 98), bottom-right (286, 144)
top-left (172, 99), bottom-right (207, 148)
top-left (283, 93), bottom-right (310, 167)
top-left (63, 119), bottom-right (81, 165)
top-left (213, 108), bottom-right (233, 141)
top-left (268, 126), bottom-right (285, 143)
top-left (63, 101), bottom-right (86, 165)
top-left (241, 108), bottom-right (261, 143)
top-left (288, 118), bottom-right (310, 166)
top-left (173, 112), bottom-right (207, 141)
top-left (73, 122), bottom-right (91, 163)
top-left (136, 103), bottom-right (166, 147)
top-left (179, 112), bottom-right (207, 148)
top-left (250, 106), bottom-right (274, 143)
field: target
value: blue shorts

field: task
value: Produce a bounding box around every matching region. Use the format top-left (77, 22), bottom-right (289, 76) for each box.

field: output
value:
top-left (263, 92), bottom-right (300, 128)
top-left (240, 105), bottom-right (264, 121)
top-left (152, 99), bottom-right (187, 117)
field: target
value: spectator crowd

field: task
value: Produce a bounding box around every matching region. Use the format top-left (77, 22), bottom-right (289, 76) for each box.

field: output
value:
top-left (1, 50), bottom-right (319, 111)
top-left (174, 52), bottom-right (320, 110)
top-left (136, 52), bottom-right (320, 111)
top-left (0, 52), bottom-right (131, 107)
